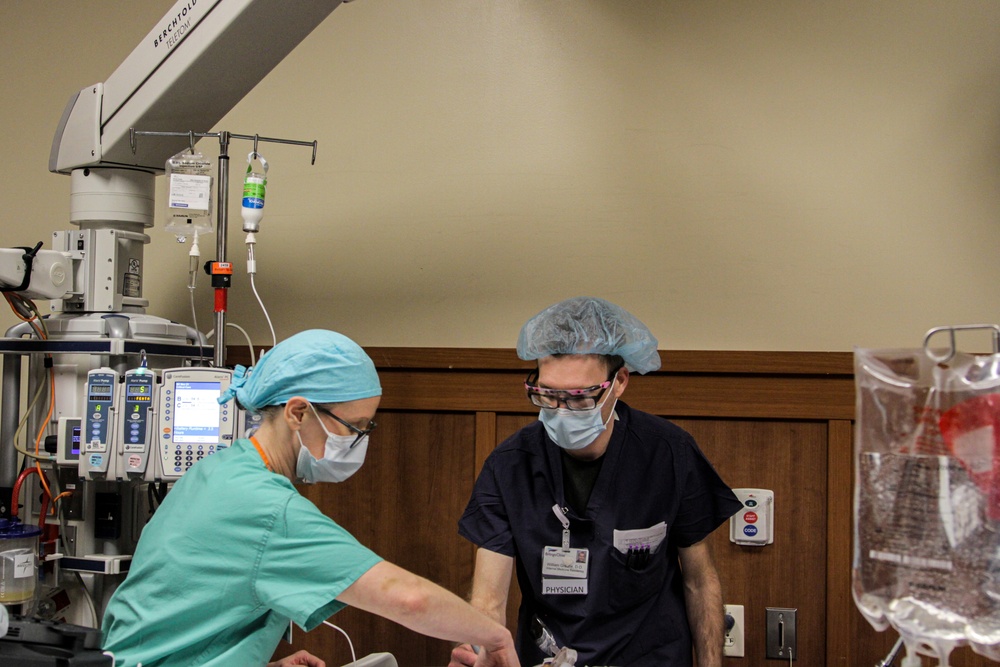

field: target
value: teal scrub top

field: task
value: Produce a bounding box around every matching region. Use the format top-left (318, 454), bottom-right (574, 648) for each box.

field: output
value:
top-left (102, 439), bottom-right (382, 667)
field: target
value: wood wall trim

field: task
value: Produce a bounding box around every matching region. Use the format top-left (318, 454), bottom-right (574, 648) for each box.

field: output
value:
top-left (230, 347), bottom-right (854, 376)
top-left (474, 411), bottom-right (496, 479)
top-left (376, 371), bottom-right (855, 420)
top-left (826, 419), bottom-right (855, 667)
top-left (227, 347), bottom-right (856, 421)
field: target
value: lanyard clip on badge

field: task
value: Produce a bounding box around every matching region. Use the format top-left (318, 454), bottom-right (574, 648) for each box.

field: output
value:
top-left (552, 505), bottom-right (571, 550)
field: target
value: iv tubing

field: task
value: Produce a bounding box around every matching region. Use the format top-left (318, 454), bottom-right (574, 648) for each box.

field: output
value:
top-left (249, 272), bottom-right (276, 349)
top-left (37, 493), bottom-right (49, 531)
top-left (206, 324), bottom-right (257, 366)
top-left (29, 366), bottom-right (56, 500)
top-left (227, 324), bottom-right (256, 366)
top-left (50, 490), bottom-right (73, 512)
top-left (4, 293), bottom-right (60, 505)
top-left (322, 621), bottom-right (356, 664)
top-left (11, 466), bottom-right (48, 519)
top-left (245, 234), bottom-right (276, 348)
top-left (188, 235), bottom-right (207, 364)
top-left (11, 366), bottom-right (51, 459)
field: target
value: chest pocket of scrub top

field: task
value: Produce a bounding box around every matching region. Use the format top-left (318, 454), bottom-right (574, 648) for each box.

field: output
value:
top-left (607, 544), bottom-right (669, 613)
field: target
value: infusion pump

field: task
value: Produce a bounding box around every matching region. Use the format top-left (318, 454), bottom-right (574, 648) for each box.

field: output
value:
top-left (65, 367), bottom-right (241, 481)
top-left (157, 368), bottom-right (236, 480)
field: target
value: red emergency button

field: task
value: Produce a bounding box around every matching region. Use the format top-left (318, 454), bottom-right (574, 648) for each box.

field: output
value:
top-left (743, 511), bottom-right (758, 524)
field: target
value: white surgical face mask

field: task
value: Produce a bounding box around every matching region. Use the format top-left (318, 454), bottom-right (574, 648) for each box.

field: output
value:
top-left (295, 404), bottom-right (369, 483)
top-left (539, 379), bottom-right (617, 450)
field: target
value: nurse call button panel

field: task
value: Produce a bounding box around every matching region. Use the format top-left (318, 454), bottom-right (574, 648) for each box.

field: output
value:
top-left (156, 368), bottom-right (235, 481)
top-left (81, 369), bottom-right (118, 479)
top-left (729, 488), bottom-right (774, 546)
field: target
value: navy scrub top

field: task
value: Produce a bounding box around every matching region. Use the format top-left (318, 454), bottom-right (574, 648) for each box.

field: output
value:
top-left (459, 402), bottom-right (742, 666)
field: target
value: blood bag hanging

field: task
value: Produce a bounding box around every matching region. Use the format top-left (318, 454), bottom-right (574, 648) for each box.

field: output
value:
top-left (854, 325), bottom-right (1000, 666)
top-left (164, 147), bottom-right (214, 238)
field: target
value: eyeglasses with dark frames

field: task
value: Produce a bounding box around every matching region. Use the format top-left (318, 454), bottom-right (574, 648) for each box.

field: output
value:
top-left (313, 404), bottom-right (378, 448)
top-left (524, 366), bottom-right (622, 411)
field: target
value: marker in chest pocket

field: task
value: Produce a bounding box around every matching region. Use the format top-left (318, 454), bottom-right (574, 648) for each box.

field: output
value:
top-left (612, 521), bottom-right (667, 557)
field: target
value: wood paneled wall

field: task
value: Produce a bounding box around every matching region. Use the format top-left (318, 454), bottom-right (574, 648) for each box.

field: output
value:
top-left (224, 347), bottom-right (993, 667)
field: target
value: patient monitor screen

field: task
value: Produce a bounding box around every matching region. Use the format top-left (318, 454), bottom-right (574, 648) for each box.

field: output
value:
top-left (172, 381), bottom-right (222, 444)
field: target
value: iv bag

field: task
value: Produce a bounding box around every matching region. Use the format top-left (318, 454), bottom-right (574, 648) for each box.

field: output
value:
top-left (241, 152), bottom-right (268, 233)
top-left (854, 347), bottom-right (1000, 662)
top-left (164, 148), bottom-right (214, 237)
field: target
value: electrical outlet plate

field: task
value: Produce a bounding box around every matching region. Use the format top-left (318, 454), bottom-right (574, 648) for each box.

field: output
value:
top-left (766, 607), bottom-right (797, 660)
top-left (724, 604), bottom-right (744, 658)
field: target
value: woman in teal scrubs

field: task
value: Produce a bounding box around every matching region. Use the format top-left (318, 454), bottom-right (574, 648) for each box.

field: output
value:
top-left (102, 329), bottom-right (519, 667)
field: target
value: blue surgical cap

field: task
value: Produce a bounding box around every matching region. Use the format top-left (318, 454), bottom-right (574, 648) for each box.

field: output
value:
top-left (219, 329), bottom-right (382, 412)
top-left (516, 297), bottom-right (661, 374)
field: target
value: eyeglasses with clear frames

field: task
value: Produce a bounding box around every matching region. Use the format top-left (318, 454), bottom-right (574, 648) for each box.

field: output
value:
top-left (313, 404), bottom-right (378, 448)
top-left (524, 368), bottom-right (620, 411)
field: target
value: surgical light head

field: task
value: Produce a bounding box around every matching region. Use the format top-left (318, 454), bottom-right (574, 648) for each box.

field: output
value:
top-left (219, 329), bottom-right (381, 412)
top-left (516, 296), bottom-right (661, 374)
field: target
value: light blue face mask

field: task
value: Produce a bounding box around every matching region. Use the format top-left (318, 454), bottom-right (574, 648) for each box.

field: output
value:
top-left (539, 380), bottom-right (617, 450)
top-left (295, 404), bottom-right (369, 483)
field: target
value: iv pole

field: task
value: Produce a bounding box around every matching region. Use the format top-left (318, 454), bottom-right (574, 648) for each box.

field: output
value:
top-left (129, 128), bottom-right (318, 367)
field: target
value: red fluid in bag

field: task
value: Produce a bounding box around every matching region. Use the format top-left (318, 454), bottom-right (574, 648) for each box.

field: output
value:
top-left (939, 394), bottom-right (1000, 520)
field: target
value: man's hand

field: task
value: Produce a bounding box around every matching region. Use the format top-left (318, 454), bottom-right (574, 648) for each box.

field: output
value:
top-left (474, 643), bottom-right (520, 667)
top-left (267, 649), bottom-right (326, 667)
top-left (448, 643), bottom-right (478, 667)
top-left (450, 641), bottom-right (520, 667)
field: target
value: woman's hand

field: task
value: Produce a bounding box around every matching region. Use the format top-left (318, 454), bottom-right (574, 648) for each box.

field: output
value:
top-left (267, 649), bottom-right (326, 667)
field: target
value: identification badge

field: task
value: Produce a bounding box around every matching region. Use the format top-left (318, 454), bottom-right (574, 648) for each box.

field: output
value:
top-left (543, 506), bottom-right (589, 594)
top-left (542, 546), bottom-right (589, 579)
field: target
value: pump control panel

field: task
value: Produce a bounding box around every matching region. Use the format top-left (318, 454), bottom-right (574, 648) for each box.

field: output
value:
top-left (155, 368), bottom-right (235, 480)
top-left (121, 369), bottom-right (157, 479)
top-left (80, 369), bottom-right (118, 480)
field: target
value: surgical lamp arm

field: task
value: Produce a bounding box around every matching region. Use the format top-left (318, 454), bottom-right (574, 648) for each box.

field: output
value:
top-left (49, 0), bottom-right (343, 174)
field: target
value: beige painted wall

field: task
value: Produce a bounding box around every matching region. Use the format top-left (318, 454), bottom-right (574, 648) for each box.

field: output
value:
top-left (3, 1), bottom-right (1000, 352)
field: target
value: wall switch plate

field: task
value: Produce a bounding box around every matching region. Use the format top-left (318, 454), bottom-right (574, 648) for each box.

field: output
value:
top-left (766, 607), bottom-right (797, 660)
top-left (724, 604), bottom-right (744, 657)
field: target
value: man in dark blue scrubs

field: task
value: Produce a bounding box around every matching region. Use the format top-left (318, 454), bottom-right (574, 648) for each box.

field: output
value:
top-left (450, 297), bottom-right (742, 667)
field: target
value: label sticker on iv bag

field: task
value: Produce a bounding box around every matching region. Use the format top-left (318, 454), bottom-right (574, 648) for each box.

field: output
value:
top-left (242, 174), bottom-right (266, 209)
top-left (168, 174), bottom-right (212, 211)
top-left (165, 148), bottom-right (214, 236)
